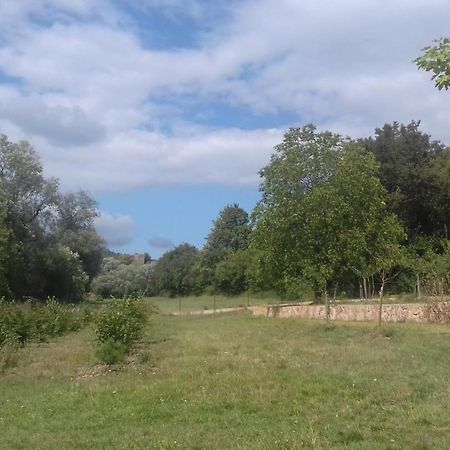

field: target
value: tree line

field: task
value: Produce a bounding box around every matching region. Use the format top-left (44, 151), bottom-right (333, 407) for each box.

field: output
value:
top-left (90, 120), bottom-right (450, 302)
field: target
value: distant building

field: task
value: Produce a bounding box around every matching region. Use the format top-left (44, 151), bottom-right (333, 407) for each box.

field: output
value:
top-left (133, 253), bottom-right (150, 265)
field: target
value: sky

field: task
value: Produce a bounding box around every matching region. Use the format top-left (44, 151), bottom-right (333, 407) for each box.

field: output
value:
top-left (0, 0), bottom-right (449, 258)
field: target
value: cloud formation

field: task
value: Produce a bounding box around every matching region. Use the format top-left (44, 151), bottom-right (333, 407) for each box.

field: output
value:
top-left (94, 212), bottom-right (135, 247)
top-left (0, 0), bottom-right (449, 192)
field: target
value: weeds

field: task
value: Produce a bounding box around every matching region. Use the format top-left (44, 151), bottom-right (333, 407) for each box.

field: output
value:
top-left (0, 297), bottom-right (89, 347)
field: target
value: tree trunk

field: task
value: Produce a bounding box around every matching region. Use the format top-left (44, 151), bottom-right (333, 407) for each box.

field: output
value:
top-left (378, 274), bottom-right (385, 336)
top-left (416, 274), bottom-right (422, 300)
top-left (359, 280), bottom-right (363, 301)
top-left (324, 289), bottom-right (330, 326)
top-left (362, 278), bottom-right (367, 301)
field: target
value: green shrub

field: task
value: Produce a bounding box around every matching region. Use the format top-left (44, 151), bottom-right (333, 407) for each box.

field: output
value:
top-left (0, 298), bottom-right (87, 346)
top-left (94, 298), bottom-right (146, 351)
top-left (95, 338), bottom-right (127, 365)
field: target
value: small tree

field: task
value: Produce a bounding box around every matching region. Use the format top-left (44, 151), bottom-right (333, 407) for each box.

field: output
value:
top-left (214, 250), bottom-right (249, 296)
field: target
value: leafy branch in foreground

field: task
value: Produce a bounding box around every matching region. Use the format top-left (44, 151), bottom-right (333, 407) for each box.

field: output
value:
top-left (415, 37), bottom-right (450, 90)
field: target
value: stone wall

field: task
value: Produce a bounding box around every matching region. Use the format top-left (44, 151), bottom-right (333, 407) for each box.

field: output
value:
top-left (250, 301), bottom-right (449, 323)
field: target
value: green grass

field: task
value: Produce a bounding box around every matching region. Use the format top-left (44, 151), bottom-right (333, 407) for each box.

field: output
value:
top-left (1, 312), bottom-right (449, 449)
top-left (146, 293), bottom-right (280, 314)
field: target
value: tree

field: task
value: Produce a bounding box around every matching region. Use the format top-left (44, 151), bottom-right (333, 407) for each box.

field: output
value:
top-left (251, 125), bottom-right (347, 296)
top-left (214, 250), bottom-right (249, 296)
top-left (361, 122), bottom-right (447, 237)
top-left (152, 244), bottom-right (199, 297)
top-left (0, 134), bottom-right (104, 301)
top-left (56, 191), bottom-right (105, 279)
top-left (203, 204), bottom-right (250, 265)
top-left (415, 37), bottom-right (450, 90)
top-left (201, 204), bottom-right (251, 289)
top-left (91, 256), bottom-right (154, 298)
top-left (252, 125), bottom-right (406, 313)
top-left (0, 197), bottom-right (16, 298)
top-left (42, 245), bottom-right (89, 302)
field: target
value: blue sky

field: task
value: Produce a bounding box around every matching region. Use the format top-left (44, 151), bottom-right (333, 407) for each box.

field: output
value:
top-left (0, 0), bottom-right (449, 257)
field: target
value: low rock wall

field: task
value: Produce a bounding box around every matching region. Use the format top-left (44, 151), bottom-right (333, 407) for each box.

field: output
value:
top-left (250, 301), bottom-right (449, 323)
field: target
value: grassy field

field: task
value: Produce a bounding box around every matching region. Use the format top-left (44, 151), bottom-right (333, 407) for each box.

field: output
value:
top-left (1, 312), bottom-right (449, 449)
top-left (147, 294), bottom-right (280, 314)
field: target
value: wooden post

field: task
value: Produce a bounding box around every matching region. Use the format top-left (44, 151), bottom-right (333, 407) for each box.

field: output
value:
top-left (378, 273), bottom-right (385, 336)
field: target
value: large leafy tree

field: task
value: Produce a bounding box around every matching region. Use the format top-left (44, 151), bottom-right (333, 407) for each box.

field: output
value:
top-left (361, 122), bottom-right (448, 237)
top-left (0, 134), bottom-right (104, 301)
top-left (252, 125), bottom-right (405, 302)
top-left (251, 125), bottom-right (346, 295)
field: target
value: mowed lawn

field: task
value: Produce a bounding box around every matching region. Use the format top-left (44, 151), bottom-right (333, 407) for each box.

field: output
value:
top-left (1, 313), bottom-right (449, 449)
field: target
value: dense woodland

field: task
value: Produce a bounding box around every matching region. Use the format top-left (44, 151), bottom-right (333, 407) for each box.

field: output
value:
top-left (2, 117), bottom-right (449, 304)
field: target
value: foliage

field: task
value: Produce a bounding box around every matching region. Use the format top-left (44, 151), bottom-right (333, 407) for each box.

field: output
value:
top-left (252, 125), bottom-right (405, 298)
top-left (202, 204), bottom-right (251, 267)
top-left (0, 199), bottom-right (19, 298)
top-left (91, 257), bottom-right (154, 298)
top-left (214, 250), bottom-right (249, 296)
top-left (95, 338), bottom-right (128, 365)
top-left (151, 243), bottom-right (199, 297)
top-left (0, 134), bottom-right (105, 301)
top-left (362, 121), bottom-right (448, 238)
top-left (199, 204), bottom-right (251, 290)
top-left (0, 298), bottom-right (86, 346)
top-left (94, 298), bottom-right (147, 350)
top-left (43, 245), bottom-right (89, 302)
top-left (415, 37), bottom-right (450, 90)
top-left (419, 241), bottom-right (450, 296)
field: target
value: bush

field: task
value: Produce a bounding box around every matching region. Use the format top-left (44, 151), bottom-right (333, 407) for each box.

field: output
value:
top-left (94, 298), bottom-right (146, 351)
top-left (0, 298), bottom-right (87, 346)
top-left (95, 338), bottom-right (127, 365)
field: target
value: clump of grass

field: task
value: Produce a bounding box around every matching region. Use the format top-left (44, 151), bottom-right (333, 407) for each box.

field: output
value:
top-left (0, 337), bottom-right (20, 372)
top-left (95, 338), bottom-right (127, 365)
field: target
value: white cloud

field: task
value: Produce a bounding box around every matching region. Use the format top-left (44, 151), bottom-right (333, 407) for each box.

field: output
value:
top-left (42, 127), bottom-right (282, 192)
top-left (94, 212), bottom-right (135, 247)
top-left (0, 95), bottom-right (105, 146)
top-left (0, 0), bottom-right (449, 192)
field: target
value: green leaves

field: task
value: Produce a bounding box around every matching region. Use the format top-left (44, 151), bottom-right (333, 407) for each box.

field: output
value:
top-left (252, 126), bottom-right (406, 296)
top-left (95, 298), bottom-right (146, 350)
top-left (415, 37), bottom-right (450, 90)
top-left (0, 134), bottom-right (105, 301)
